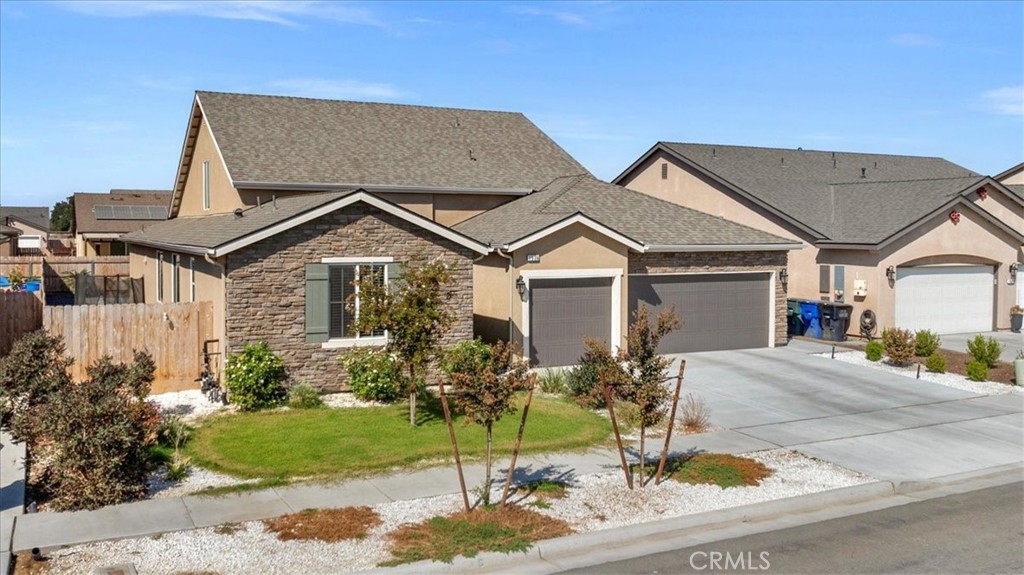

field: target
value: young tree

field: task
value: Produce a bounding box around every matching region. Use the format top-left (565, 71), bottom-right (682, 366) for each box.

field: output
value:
top-left (442, 339), bottom-right (531, 505)
top-left (618, 304), bottom-right (680, 488)
top-left (50, 195), bottom-right (75, 232)
top-left (353, 255), bottom-right (456, 425)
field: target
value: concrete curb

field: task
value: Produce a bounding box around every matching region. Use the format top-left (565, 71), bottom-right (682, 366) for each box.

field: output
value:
top-left (362, 464), bottom-right (1023, 575)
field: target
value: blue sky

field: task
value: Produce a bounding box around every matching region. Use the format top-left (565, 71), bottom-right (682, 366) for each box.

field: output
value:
top-left (1, 1), bottom-right (1021, 208)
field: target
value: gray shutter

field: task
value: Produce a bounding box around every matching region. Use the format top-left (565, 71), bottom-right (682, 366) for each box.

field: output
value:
top-left (305, 264), bottom-right (329, 343)
top-left (386, 262), bottom-right (404, 290)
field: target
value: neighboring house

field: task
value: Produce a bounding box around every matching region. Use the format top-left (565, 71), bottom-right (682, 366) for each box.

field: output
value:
top-left (615, 143), bottom-right (1024, 335)
top-left (0, 224), bottom-right (22, 254)
top-left (0, 206), bottom-right (49, 256)
top-left (994, 162), bottom-right (1024, 304)
top-left (74, 189), bottom-right (171, 256)
top-left (123, 92), bottom-right (797, 390)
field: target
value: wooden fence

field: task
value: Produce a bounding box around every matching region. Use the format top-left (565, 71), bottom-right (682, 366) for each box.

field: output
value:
top-left (43, 302), bottom-right (213, 394)
top-left (0, 291), bottom-right (44, 356)
top-left (0, 256), bottom-right (130, 294)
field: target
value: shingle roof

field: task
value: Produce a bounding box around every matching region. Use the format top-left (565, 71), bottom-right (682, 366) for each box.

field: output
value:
top-left (453, 175), bottom-right (796, 248)
top-left (0, 207), bottom-right (49, 231)
top-left (123, 190), bottom-right (355, 251)
top-left (196, 91), bottom-right (589, 190)
top-left (75, 190), bottom-right (172, 234)
top-left (1003, 184), bottom-right (1024, 202)
top-left (650, 143), bottom-right (988, 244)
top-left (0, 224), bottom-right (22, 237)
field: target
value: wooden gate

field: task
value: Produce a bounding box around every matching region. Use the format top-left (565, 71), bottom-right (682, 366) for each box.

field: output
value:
top-left (43, 302), bottom-right (213, 393)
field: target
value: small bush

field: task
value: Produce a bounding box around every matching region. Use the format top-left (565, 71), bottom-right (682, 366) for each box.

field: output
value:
top-left (225, 342), bottom-right (287, 412)
top-left (924, 353), bottom-right (946, 374)
top-left (881, 327), bottom-right (914, 366)
top-left (565, 338), bottom-right (623, 409)
top-left (914, 330), bottom-right (941, 357)
top-left (0, 330), bottom-right (74, 443)
top-left (341, 347), bottom-right (402, 403)
top-left (680, 393), bottom-right (711, 432)
top-left (865, 340), bottom-right (884, 362)
top-left (613, 400), bottom-right (641, 430)
top-left (966, 335), bottom-right (1003, 368)
top-left (965, 359), bottom-right (989, 382)
top-left (537, 369), bottom-right (567, 395)
top-left (288, 383), bottom-right (325, 409)
top-left (440, 339), bottom-right (492, 377)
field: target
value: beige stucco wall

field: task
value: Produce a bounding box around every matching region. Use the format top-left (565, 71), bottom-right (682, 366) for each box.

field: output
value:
top-left (473, 253), bottom-right (513, 343)
top-left (434, 194), bottom-right (513, 226)
top-left (998, 166), bottom-right (1024, 185)
top-left (176, 116), bottom-right (241, 217)
top-left (621, 150), bottom-right (1023, 335)
top-left (129, 245), bottom-right (227, 372)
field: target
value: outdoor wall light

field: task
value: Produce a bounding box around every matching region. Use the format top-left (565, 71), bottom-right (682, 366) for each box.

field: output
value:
top-left (1010, 263), bottom-right (1019, 285)
top-left (885, 266), bottom-right (896, 282)
top-left (779, 268), bottom-right (788, 288)
top-left (516, 276), bottom-right (526, 297)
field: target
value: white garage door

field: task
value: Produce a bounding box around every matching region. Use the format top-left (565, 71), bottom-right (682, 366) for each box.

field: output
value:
top-left (895, 266), bottom-right (994, 334)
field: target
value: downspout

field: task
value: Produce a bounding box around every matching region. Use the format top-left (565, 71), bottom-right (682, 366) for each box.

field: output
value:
top-left (494, 246), bottom-right (515, 343)
top-left (205, 251), bottom-right (227, 380)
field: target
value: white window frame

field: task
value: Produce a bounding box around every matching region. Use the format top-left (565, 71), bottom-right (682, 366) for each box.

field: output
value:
top-left (156, 251), bottom-right (164, 303)
top-left (320, 256), bottom-right (393, 349)
top-left (202, 160), bottom-right (211, 211)
top-left (171, 254), bottom-right (180, 303)
top-left (189, 257), bottom-right (196, 302)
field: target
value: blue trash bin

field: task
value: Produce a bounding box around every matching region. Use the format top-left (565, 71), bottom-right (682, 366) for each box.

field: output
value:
top-left (800, 301), bottom-right (823, 339)
top-left (24, 279), bottom-right (41, 292)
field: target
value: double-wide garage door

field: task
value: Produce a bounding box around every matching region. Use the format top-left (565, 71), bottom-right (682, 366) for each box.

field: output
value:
top-left (629, 272), bottom-right (771, 354)
top-left (895, 266), bottom-right (994, 334)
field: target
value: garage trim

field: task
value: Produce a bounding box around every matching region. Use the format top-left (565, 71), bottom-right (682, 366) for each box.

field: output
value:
top-left (521, 268), bottom-right (623, 358)
top-left (627, 270), bottom-right (777, 348)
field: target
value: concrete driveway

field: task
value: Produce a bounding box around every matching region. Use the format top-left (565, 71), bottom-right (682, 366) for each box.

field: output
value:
top-left (939, 331), bottom-right (1023, 360)
top-left (663, 340), bottom-right (1022, 482)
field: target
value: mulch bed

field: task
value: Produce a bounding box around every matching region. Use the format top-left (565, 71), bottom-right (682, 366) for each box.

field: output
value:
top-left (835, 338), bottom-right (1017, 385)
top-left (265, 506), bottom-right (382, 542)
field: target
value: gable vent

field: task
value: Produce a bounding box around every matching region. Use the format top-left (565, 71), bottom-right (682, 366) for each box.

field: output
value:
top-left (661, 162), bottom-right (668, 180)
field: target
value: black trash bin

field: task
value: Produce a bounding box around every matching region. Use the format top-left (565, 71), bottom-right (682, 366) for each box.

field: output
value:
top-left (821, 303), bottom-right (853, 341)
top-left (786, 298), bottom-right (805, 336)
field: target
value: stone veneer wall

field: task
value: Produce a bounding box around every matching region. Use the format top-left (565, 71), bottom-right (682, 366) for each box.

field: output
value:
top-left (225, 204), bottom-right (475, 392)
top-left (629, 250), bottom-right (790, 346)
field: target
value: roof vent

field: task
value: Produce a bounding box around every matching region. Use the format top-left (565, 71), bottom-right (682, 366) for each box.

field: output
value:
top-left (712, 148), bottom-right (716, 158)
top-left (873, 161), bottom-right (878, 169)
top-left (234, 208), bottom-right (243, 218)
top-left (860, 168), bottom-right (867, 179)
top-left (780, 157), bottom-right (785, 166)
top-left (832, 158), bottom-right (837, 169)
top-left (272, 195), bottom-right (278, 210)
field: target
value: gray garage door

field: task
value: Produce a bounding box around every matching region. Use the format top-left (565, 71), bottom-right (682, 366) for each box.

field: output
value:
top-left (530, 277), bottom-right (613, 366)
top-left (629, 273), bottom-right (770, 354)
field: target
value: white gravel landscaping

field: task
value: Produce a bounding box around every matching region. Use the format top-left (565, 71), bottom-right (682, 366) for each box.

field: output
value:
top-left (40, 448), bottom-right (871, 575)
top-left (819, 350), bottom-right (1023, 396)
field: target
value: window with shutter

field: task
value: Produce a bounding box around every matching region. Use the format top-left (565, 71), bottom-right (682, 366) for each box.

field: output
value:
top-left (308, 258), bottom-right (392, 347)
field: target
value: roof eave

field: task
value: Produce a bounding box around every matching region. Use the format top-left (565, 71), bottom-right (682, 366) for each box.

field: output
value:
top-left (503, 213), bottom-right (646, 253)
top-left (120, 236), bottom-right (213, 257)
top-left (645, 243), bottom-right (804, 252)
top-left (993, 161), bottom-right (1024, 182)
top-left (233, 181), bottom-right (534, 196)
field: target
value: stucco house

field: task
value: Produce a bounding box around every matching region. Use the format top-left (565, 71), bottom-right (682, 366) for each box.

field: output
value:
top-left (615, 143), bottom-right (1024, 335)
top-left (122, 92), bottom-right (797, 389)
top-left (994, 162), bottom-right (1024, 304)
top-left (73, 190), bottom-right (171, 256)
top-left (0, 207), bottom-right (49, 256)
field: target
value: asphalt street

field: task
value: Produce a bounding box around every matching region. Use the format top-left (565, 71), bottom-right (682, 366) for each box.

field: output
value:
top-left (559, 482), bottom-right (1024, 574)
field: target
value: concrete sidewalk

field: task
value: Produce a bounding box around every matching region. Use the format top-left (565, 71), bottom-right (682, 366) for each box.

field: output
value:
top-left (0, 430), bottom-right (26, 575)
top-left (7, 343), bottom-right (1023, 558)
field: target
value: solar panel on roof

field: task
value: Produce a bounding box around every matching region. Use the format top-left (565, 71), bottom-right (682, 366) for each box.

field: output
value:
top-left (93, 205), bottom-right (169, 220)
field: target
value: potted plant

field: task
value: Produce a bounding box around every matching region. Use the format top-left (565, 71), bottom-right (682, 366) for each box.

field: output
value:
top-left (1015, 350), bottom-right (1024, 387)
top-left (1011, 305), bottom-right (1023, 334)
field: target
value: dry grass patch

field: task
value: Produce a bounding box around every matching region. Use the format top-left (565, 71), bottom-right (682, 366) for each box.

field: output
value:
top-left (265, 506), bottom-right (381, 542)
top-left (671, 453), bottom-right (772, 488)
top-left (12, 553), bottom-right (49, 575)
top-left (384, 505), bottom-right (573, 566)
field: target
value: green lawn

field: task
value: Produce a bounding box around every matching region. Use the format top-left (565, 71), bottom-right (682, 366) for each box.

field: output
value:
top-left (187, 395), bottom-right (611, 480)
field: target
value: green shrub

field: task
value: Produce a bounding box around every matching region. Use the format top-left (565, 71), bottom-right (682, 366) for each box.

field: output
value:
top-left (924, 353), bottom-right (946, 373)
top-left (43, 352), bottom-right (161, 510)
top-left (225, 342), bottom-right (287, 412)
top-left (537, 369), bottom-right (567, 395)
top-left (914, 330), bottom-right (941, 357)
top-left (612, 400), bottom-right (641, 431)
top-left (288, 383), bottom-right (325, 409)
top-left (440, 339), bottom-right (492, 377)
top-left (965, 359), bottom-right (989, 382)
top-left (0, 330), bottom-right (74, 444)
top-left (966, 335), bottom-right (1003, 368)
top-left (881, 327), bottom-right (914, 366)
top-left (341, 347), bottom-right (402, 403)
top-left (865, 340), bottom-right (884, 362)
top-left (565, 339), bottom-right (624, 410)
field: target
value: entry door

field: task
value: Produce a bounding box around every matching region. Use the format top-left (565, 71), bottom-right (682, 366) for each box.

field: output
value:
top-left (529, 277), bottom-right (613, 366)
